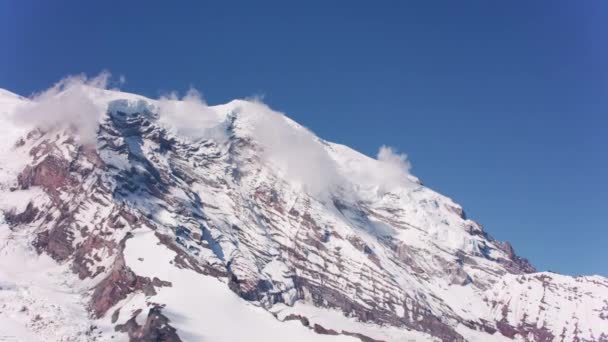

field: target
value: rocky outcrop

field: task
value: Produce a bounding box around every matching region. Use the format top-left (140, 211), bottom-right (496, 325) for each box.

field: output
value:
top-left (3, 201), bottom-right (39, 225)
top-left (115, 307), bottom-right (182, 342)
top-left (495, 241), bottom-right (536, 274)
top-left (18, 155), bottom-right (73, 191)
top-left (33, 223), bottom-right (75, 261)
top-left (91, 234), bottom-right (172, 318)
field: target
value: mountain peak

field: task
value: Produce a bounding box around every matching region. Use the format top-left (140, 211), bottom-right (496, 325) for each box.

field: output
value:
top-left (0, 85), bottom-right (606, 342)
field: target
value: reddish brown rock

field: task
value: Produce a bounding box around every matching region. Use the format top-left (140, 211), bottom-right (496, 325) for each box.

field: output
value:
top-left (18, 155), bottom-right (73, 191)
top-left (33, 224), bottom-right (74, 261)
top-left (90, 250), bottom-right (155, 318)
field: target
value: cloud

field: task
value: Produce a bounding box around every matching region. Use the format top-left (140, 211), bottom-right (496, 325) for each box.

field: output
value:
top-left (11, 72), bottom-right (113, 144)
top-left (8, 72), bottom-right (415, 199)
top-left (157, 88), bottom-right (228, 143)
top-left (229, 100), bottom-right (415, 198)
top-left (235, 99), bottom-right (344, 197)
top-left (334, 143), bottom-right (415, 197)
top-left (377, 145), bottom-right (411, 178)
top-left (375, 145), bottom-right (413, 192)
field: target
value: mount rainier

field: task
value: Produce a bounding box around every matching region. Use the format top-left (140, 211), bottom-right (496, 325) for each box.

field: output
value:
top-left (0, 76), bottom-right (606, 342)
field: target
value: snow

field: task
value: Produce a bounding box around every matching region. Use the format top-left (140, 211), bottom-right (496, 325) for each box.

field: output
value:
top-left (455, 325), bottom-right (514, 342)
top-left (271, 302), bottom-right (439, 342)
top-left (484, 272), bottom-right (608, 341)
top-left (122, 228), bottom-right (355, 342)
top-left (0, 94), bottom-right (30, 189)
top-left (0, 216), bottom-right (116, 342)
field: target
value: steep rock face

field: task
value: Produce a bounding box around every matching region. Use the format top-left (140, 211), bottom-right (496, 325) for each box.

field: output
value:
top-left (0, 89), bottom-right (606, 342)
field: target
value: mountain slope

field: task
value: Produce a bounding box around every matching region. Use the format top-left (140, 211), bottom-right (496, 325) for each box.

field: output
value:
top-left (0, 85), bottom-right (606, 342)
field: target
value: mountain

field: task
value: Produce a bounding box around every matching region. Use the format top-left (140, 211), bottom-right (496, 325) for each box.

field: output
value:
top-left (0, 84), bottom-right (606, 342)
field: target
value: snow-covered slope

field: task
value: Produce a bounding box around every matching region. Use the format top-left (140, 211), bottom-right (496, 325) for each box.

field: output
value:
top-left (0, 84), bottom-right (606, 342)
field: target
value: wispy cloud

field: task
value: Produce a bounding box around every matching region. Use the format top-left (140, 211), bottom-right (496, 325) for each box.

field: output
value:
top-left (376, 145), bottom-right (412, 191)
top-left (11, 72), bottom-right (112, 144)
top-left (236, 99), bottom-right (344, 197)
top-left (229, 100), bottom-right (415, 198)
top-left (156, 88), bottom-right (228, 143)
top-left (8, 72), bottom-right (416, 198)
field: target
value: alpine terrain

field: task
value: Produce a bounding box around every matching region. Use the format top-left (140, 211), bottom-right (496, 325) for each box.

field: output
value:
top-left (0, 77), bottom-right (606, 342)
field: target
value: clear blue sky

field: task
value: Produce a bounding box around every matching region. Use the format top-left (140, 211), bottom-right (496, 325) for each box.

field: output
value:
top-left (1, 1), bottom-right (606, 276)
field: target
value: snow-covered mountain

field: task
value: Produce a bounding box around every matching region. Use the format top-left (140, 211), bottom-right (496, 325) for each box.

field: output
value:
top-left (0, 80), bottom-right (606, 342)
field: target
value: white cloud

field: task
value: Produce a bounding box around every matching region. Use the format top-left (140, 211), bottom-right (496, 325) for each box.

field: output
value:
top-left (377, 145), bottom-right (411, 177)
top-left (11, 72), bottom-right (112, 144)
top-left (8, 72), bottom-right (415, 199)
top-left (157, 88), bottom-right (228, 143)
top-left (229, 101), bottom-right (415, 198)
top-left (235, 99), bottom-right (344, 197)
top-left (375, 145), bottom-right (413, 192)
top-left (331, 143), bottom-right (415, 197)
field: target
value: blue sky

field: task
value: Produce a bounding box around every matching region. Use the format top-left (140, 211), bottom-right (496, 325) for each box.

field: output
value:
top-left (1, 1), bottom-right (606, 276)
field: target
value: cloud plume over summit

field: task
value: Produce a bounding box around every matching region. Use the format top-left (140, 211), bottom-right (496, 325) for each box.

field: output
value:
top-left (7, 72), bottom-right (417, 199)
top-left (11, 72), bottom-right (113, 144)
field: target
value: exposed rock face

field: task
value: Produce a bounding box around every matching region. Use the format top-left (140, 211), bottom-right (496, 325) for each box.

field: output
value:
top-left (495, 241), bottom-right (536, 274)
top-left (3, 201), bottom-right (39, 225)
top-left (1, 92), bottom-right (606, 342)
top-left (91, 249), bottom-right (156, 318)
top-left (18, 154), bottom-right (73, 191)
top-left (115, 307), bottom-right (182, 342)
top-left (33, 224), bottom-right (75, 261)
